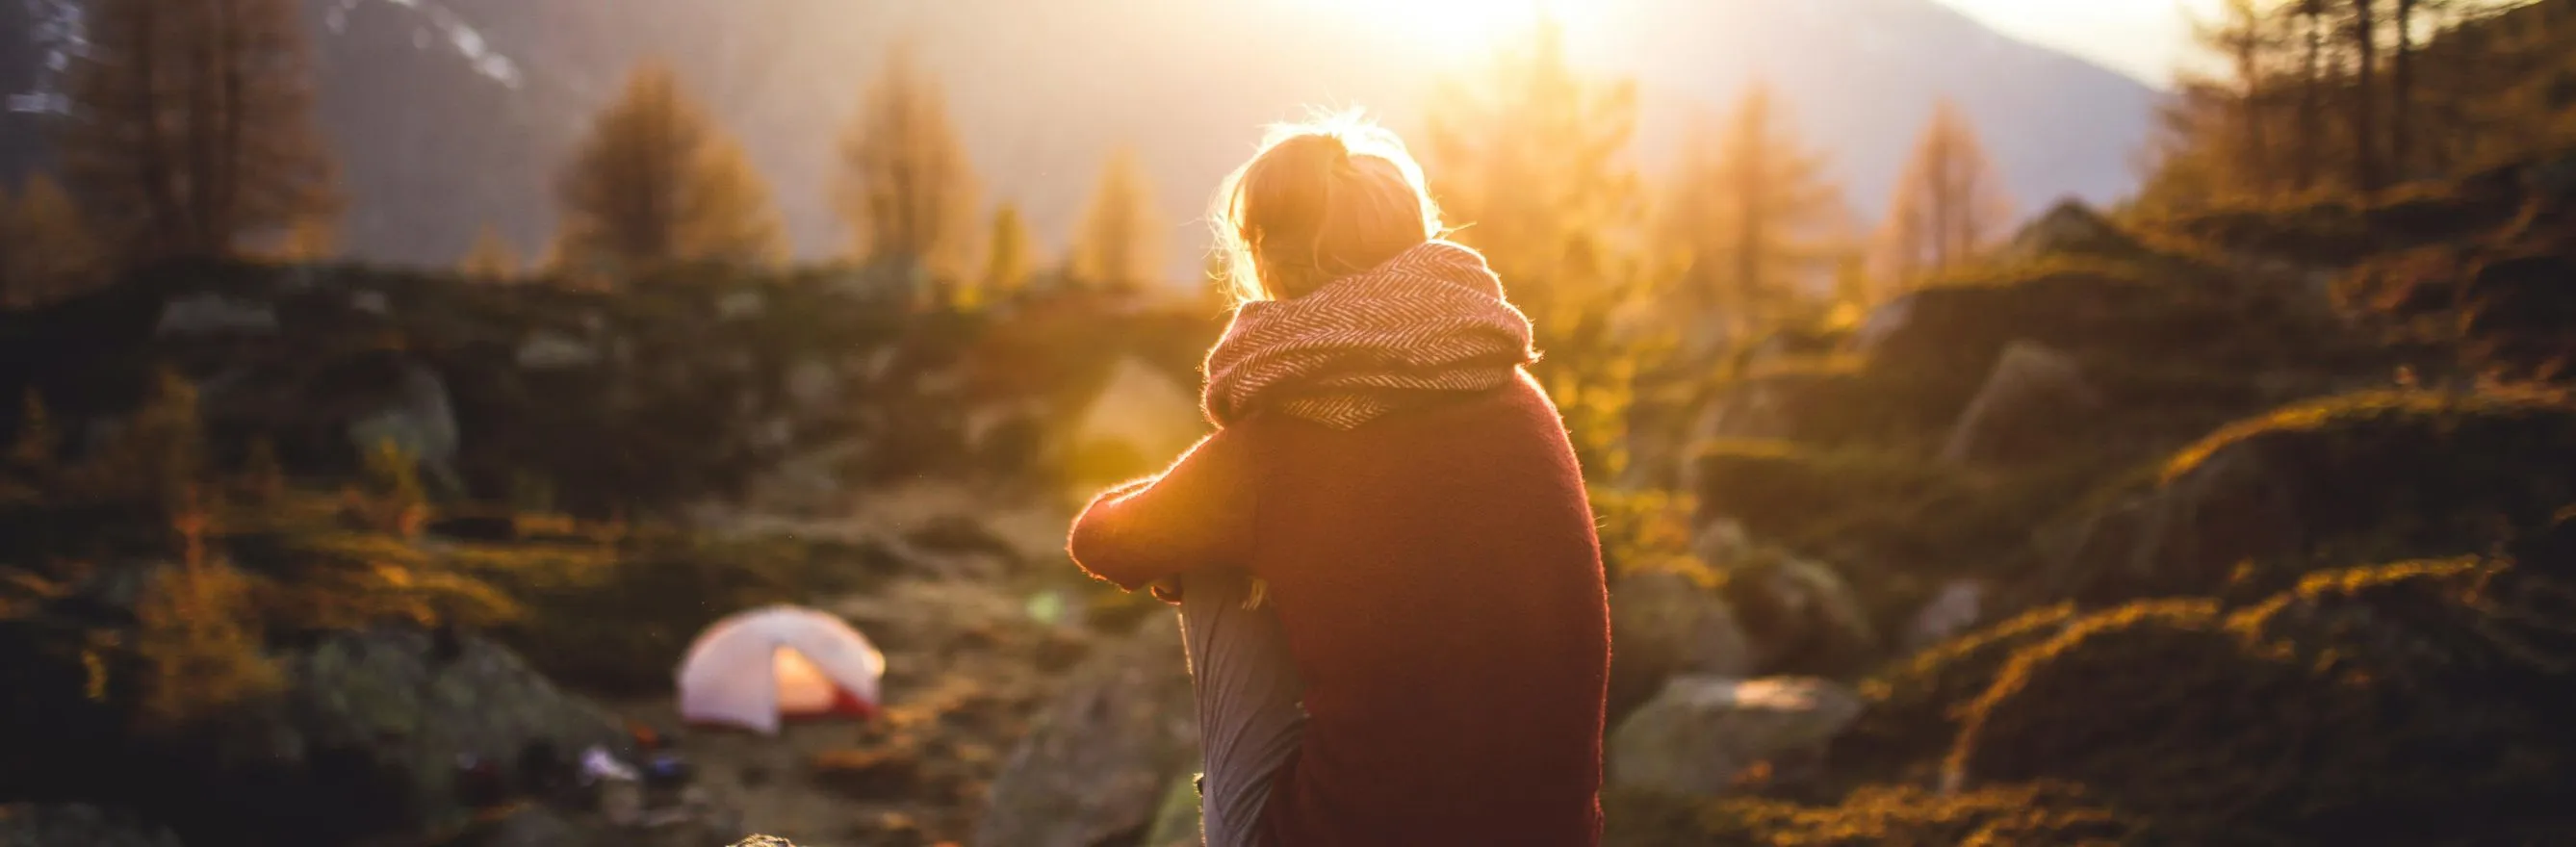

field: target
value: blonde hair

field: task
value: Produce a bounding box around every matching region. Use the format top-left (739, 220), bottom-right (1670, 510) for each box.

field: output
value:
top-left (1209, 110), bottom-right (1444, 303)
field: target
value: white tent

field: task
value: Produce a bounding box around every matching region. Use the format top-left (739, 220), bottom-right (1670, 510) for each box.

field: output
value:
top-left (676, 605), bottom-right (887, 735)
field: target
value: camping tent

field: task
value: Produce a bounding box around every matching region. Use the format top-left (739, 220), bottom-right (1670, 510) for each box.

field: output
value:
top-left (676, 605), bottom-right (886, 734)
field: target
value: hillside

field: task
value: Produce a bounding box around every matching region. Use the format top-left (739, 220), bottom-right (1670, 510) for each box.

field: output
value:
top-left (0, 0), bottom-right (2159, 274)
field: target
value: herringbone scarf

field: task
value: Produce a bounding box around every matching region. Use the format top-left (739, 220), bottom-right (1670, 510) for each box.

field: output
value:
top-left (1203, 240), bottom-right (1538, 430)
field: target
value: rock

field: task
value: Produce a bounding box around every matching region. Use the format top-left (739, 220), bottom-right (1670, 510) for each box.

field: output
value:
top-left (2039, 443), bottom-right (2302, 605)
top-left (515, 331), bottom-right (603, 370)
top-left (208, 628), bottom-right (636, 839)
top-left (716, 290), bottom-right (766, 321)
top-left (2002, 199), bottom-right (2143, 262)
top-left (154, 293), bottom-right (278, 336)
top-left (1937, 341), bottom-right (2102, 465)
top-left (975, 618), bottom-right (1197, 847)
top-left (0, 805), bottom-right (185, 847)
top-left (2040, 390), bottom-right (2576, 606)
top-left (467, 806), bottom-right (588, 847)
top-left (786, 360), bottom-right (839, 410)
top-left (1902, 579), bottom-right (1986, 654)
top-left (1607, 676), bottom-right (1863, 798)
top-left (809, 747), bottom-right (920, 800)
top-left (349, 290), bottom-right (391, 316)
top-left (346, 361), bottom-right (463, 492)
top-left (1608, 571), bottom-right (1753, 721)
top-left (1699, 524), bottom-right (1876, 675)
top-left (1850, 295), bottom-right (1916, 355)
top-left (1069, 358), bottom-right (1204, 475)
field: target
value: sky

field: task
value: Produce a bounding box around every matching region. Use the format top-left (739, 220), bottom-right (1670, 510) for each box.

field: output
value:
top-left (1930, 0), bottom-right (2230, 87)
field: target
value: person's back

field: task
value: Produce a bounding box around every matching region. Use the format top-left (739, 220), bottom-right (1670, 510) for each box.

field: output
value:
top-left (1067, 111), bottom-right (1609, 847)
top-left (1241, 372), bottom-right (1607, 846)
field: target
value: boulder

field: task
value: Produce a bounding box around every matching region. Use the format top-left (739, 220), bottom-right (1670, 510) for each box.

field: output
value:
top-left (1069, 358), bottom-right (1204, 475)
top-left (1607, 676), bottom-right (1863, 797)
top-left (0, 805), bottom-right (185, 847)
top-left (0, 803), bottom-right (184, 844)
top-left (154, 294), bottom-right (278, 337)
top-left (716, 290), bottom-right (767, 321)
top-left (1849, 295), bottom-right (1917, 355)
top-left (515, 331), bottom-right (603, 370)
top-left (1901, 579), bottom-right (1986, 654)
top-left (786, 360), bottom-right (839, 410)
top-left (1937, 341), bottom-right (2102, 465)
top-left (346, 361), bottom-right (463, 493)
top-left (1699, 524), bottom-right (1876, 675)
top-left (2040, 390), bottom-right (2576, 605)
top-left (1608, 570), bottom-right (1753, 721)
top-left (2002, 199), bottom-right (2143, 262)
top-left (975, 618), bottom-right (1197, 847)
top-left (209, 628), bottom-right (637, 838)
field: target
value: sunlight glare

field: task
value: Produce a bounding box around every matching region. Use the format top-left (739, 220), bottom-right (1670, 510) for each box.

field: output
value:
top-left (1293, 0), bottom-right (1586, 60)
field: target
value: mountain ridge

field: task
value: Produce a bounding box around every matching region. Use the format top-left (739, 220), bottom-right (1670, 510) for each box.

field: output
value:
top-left (1, 0), bottom-right (2161, 278)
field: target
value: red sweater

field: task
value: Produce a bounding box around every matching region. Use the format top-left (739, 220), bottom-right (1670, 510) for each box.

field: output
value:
top-left (1069, 372), bottom-right (1610, 847)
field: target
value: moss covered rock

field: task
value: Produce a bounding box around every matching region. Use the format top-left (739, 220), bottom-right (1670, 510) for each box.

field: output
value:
top-left (1827, 603), bottom-right (2080, 790)
top-left (2050, 388), bottom-right (2576, 604)
top-left (1949, 559), bottom-right (2576, 844)
top-left (1604, 783), bottom-right (2145, 847)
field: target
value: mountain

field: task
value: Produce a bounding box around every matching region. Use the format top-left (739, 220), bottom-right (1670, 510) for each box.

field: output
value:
top-left (2, 0), bottom-right (2162, 277)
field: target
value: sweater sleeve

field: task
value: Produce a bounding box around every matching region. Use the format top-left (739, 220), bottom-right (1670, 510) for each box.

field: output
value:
top-left (1067, 427), bottom-right (1256, 592)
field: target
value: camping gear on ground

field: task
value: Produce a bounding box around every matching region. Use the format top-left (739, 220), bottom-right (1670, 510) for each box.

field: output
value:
top-left (675, 604), bottom-right (887, 734)
top-left (580, 745), bottom-right (639, 785)
top-left (643, 753), bottom-right (694, 790)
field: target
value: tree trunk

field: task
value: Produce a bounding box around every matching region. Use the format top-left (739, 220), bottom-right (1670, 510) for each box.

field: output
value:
top-left (2352, 0), bottom-right (2382, 193)
top-left (2297, 1), bottom-right (2325, 192)
top-left (2392, 0), bottom-right (2416, 177)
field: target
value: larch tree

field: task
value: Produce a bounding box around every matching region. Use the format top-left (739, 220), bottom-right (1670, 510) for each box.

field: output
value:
top-left (980, 203), bottom-right (1036, 302)
top-left (1423, 16), bottom-right (1640, 313)
top-left (1661, 82), bottom-right (1842, 345)
top-left (1068, 147), bottom-right (1164, 294)
top-left (554, 62), bottom-right (786, 273)
top-left (459, 225), bottom-right (522, 281)
top-left (835, 48), bottom-right (981, 284)
top-left (58, 0), bottom-right (338, 263)
top-left (1879, 100), bottom-right (2013, 283)
top-left (2, 175), bottom-right (105, 308)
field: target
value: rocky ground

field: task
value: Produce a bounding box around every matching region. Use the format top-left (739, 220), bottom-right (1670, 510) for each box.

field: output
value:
top-left (6, 148), bottom-right (2575, 846)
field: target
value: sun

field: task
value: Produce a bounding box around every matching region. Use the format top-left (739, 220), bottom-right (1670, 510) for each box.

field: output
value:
top-left (1292, 0), bottom-right (1587, 60)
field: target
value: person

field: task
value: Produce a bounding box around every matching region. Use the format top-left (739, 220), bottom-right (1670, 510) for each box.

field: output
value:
top-left (1066, 111), bottom-right (1610, 847)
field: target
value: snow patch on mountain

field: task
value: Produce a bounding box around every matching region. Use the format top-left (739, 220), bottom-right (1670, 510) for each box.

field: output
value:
top-left (326, 0), bottom-right (519, 89)
top-left (6, 0), bottom-right (83, 115)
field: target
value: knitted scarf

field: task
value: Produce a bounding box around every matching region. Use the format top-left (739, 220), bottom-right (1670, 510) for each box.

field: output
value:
top-left (1202, 240), bottom-right (1539, 430)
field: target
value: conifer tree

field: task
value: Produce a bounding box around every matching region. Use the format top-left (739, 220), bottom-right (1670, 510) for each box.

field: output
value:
top-left (555, 63), bottom-right (786, 272)
top-left (2, 175), bottom-right (104, 308)
top-left (981, 203), bottom-right (1036, 300)
top-left (1879, 100), bottom-right (2013, 283)
top-left (836, 48), bottom-right (981, 281)
top-left (1423, 17), bottom-right (1640, 312)
top-left (58, 0), bottom-right (338, 263)
top-left (459, 225), bottom-right (522, 280)
top-left (1069, 148), bottom-right (1164, 293)
top-left (1662, 83), bottom-right (1842, 343)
